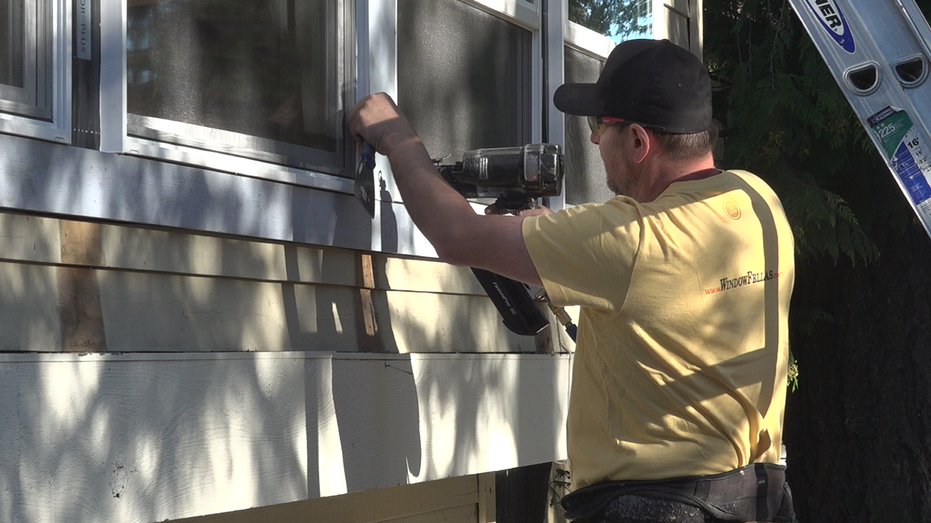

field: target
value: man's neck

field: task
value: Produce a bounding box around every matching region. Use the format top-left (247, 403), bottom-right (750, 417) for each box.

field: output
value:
top-left (630, 156), bottom-right (718, 202)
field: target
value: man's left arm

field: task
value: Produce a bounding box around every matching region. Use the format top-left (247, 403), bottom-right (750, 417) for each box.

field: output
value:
top-left (347, 93), bottom-right (543, 286)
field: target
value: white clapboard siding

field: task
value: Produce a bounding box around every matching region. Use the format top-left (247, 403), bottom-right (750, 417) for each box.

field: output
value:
top-left (0, 351), bottom-right (570, 523)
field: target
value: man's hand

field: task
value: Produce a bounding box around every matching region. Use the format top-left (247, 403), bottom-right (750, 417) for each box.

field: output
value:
top-left (346, 93), bottom-right (419, 156)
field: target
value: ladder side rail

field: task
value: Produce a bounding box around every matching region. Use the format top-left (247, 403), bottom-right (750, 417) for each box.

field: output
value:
top-left (844, 0), bottom-right (931, 238)
top-left (789, 0), bottom-right (931, 238)
top-left (844, 0), bottom-right (931, 237)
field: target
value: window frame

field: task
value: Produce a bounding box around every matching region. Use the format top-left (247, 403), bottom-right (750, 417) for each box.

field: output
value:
top-left (5, 0), bottom-right (551, 259)
top-left (363, 0), bottom-right (545, 207)
top-left (556, 0), bottom-right (703, 208)
top-left (0, 0), bottom-right (71, 143)
top-left (652, 0), bottom-right (702, 59)
top-left (0, 0), bottom-right (705, 258)
top-left (100, 0), bottom-right (357, 194)
top-left (552, 20), bottom-right (615, 210)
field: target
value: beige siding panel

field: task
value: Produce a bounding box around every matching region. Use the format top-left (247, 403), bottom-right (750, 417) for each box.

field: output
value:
top-left (100, 224), bottom-right (358, 285)
top-left (0, 212), bottom-right (61, 264)
top-left (0, 262), bottom-right (61, 351)
top-left (375, 254), bottom-right (485, 295)
top-left (97, 271), bottom-right (359, 352)
top-left (0, 211), bottom-right (358, 285)
top-left (379, 290), bottom-right (542, 353)
top-left (381, 504), bottom-right (477, 523)
top-left (0, 260), bottom-right (535, 354)
top-left (0, 212), bottom-right (544, 354)
top-left (169, 474), bottom-right (481, 523)
top-left (96, 271), bottom-right (534, 353)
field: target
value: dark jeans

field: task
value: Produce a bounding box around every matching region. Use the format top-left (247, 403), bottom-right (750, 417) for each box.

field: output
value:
top-left (560, 463), bottom-right (795, 523)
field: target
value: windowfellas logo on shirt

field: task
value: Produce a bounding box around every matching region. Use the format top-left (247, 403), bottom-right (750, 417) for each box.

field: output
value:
top-left (704, 270), bottom-right (785, 296)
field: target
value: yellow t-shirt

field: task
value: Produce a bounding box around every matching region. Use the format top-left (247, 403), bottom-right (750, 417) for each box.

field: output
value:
top-left (522, 170), bottom-right (795, 487)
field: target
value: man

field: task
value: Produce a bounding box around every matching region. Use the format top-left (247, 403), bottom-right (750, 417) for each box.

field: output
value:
top-left (347, 39), bottom-right (796, 523)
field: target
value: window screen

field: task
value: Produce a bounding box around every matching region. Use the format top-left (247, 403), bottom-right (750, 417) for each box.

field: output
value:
top-left (564, 45), bottom-right (614, 205)
top-left (126, 0), bottom-right (345, 173)
top-left (397, 0), bottom-right (532, 162)
top-left (0, 0), bottom-right (52, 120)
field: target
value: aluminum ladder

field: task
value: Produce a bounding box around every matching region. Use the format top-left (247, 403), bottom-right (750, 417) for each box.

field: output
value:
top-left (790, 0), bottom-right (931, 237)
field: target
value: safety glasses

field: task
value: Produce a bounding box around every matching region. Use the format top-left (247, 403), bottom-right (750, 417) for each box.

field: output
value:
top-left (587, 115), bottom-right (627, 136)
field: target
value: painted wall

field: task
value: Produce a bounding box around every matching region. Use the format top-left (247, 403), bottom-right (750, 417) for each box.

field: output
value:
top-left (0, 352), bottom-right (569, 522)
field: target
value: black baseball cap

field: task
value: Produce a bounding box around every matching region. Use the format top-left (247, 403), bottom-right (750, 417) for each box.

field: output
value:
top-left (554, 39), bottom-right (713, 134)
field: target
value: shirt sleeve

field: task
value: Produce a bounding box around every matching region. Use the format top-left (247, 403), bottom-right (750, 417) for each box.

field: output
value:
top-left (521, 199), bottom-right (643, 310)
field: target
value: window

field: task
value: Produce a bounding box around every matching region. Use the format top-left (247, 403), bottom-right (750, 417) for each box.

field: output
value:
top-left (560, 1), bottom-right (702, 206)
top-left (567, 0), bottom-right (651, 41)
top-left (397, 0), bottom-right (534, 162)
top-left (619, 0), bottom-right (653, 40)
top-left (563, 45), bottom-right (614, 206)
top-left (566, 0), bottom-right (698, 53)
top-left (123, 0), bottom-right (348, 175)
top-left (0, 0), bottom-right (50, 119)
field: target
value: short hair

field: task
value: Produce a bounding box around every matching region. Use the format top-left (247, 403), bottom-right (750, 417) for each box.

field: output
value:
top-left (651, 126), bottom-right (718, 162)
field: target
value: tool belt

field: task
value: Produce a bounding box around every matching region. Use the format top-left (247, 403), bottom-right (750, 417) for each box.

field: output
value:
top-left (560, 463), bottom-right (796, 523)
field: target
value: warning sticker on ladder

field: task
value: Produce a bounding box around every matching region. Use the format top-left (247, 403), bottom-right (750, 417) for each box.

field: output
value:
top-left (869, 106), bottom-right (931, 214)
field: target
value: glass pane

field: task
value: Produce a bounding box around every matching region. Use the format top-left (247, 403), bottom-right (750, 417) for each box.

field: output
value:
top-left (398, 0), bottom-right (532, 162)
top-left (0, 0), bottom-right (25, 88)
top-left (0, 0), bottom-right (51, 119)
top-left (568, 0), bottom-right (652, 40)
top-left (563, 46), bottom-right (615, 205)
top-left (127, 0), bottom-right (340, 164)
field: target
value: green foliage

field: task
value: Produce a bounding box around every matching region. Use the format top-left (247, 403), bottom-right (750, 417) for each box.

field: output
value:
top-left (703, 0), bottom-right (908, 265)
top-left (794, 307), bottom-right (835, 335)
top-left (787, 351), bottom-right (800, 392)
top-left (568, 0), bottom-right (651, 38)
top-left (548, 467), bottom-right (571, 508)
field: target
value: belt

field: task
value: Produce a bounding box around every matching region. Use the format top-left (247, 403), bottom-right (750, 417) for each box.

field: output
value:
top-left (560, 463), bottom-right (796, 522)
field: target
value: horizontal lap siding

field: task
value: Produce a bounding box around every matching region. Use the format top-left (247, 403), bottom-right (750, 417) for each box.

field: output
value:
top-left (0, 212), bottom-right (543, 353)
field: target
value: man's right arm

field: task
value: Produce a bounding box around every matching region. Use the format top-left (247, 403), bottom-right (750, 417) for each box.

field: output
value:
top-left (346, 93), bottom-right (543, 287)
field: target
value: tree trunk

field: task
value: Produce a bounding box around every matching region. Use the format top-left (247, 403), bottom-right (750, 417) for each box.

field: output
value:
top-left (785, 214), bottom-right (931, 522)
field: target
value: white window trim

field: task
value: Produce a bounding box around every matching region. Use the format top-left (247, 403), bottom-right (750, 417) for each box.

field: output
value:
top-left (546, 0), bottom-right (567, 211)
top-left (464, 0), bottom-right (541, 32)
top-left (99, 0), bottom-right (126, 153)
top-left (87, 0), bottom-right (551, 257)
top-left (565, 20), bottom-right (616, 60)
top-left (0, 0), bottom-right (71, 144)
top-left (654, 0), bottom-right (702, 60)
top-left (552, 18), bottom-right (616, 211)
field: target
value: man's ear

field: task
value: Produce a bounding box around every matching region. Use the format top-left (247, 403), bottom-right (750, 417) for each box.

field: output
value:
top-left (629, 124), bottom-right (652, 163)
